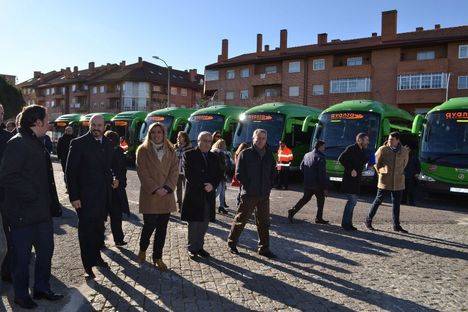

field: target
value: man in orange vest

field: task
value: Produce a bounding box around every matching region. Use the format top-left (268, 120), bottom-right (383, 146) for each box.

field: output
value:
top-left (277, 141), bottom-right (293, 190)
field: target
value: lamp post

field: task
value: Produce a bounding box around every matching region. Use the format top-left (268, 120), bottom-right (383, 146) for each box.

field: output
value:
top-left (152, 56), bottom-right (170, 107)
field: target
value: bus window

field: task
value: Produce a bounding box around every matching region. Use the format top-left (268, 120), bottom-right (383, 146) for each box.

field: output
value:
top-left (292, 124), bottom-right (312, 147)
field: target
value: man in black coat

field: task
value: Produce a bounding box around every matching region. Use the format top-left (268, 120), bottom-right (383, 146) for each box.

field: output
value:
top-left (0, 105), bottom-right (63, 309)
top-left (181, 131), bottom-right (222, 260)
top-left (227, 129), bottom-right (277, 259)
top-left (56, 126), bottom-right (75, 172)
top-left (66, 114), bottom-right (118, 279)
top-left (338, 133), bottom-right (371, 231)
top-left (288, 140), bottom-right (330, 224)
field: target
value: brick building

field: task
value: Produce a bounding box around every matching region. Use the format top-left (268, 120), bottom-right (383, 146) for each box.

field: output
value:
top-left (17, 57), bottom-right (204, 119)
top-left (0, 74), bottom-right (17, 85)
top-left (204, 10), bottom-right (468, 113)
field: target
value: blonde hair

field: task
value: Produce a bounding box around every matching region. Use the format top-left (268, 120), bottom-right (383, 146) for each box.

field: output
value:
top-left (211, 138), bottom-right (226, 151)
top-left (235, 142), bottom-right (249, 162)
top-left (144, 122), bottom-right (174, 151)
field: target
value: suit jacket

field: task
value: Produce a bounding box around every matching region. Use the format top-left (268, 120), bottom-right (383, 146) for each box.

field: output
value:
top-left (181, 147), bottom-right (222, 222)
top-left (66, 132), bottom-right (115, 220)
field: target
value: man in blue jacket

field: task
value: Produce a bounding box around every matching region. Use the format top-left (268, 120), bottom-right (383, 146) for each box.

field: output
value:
top-left (288, 140), bottom-right (330, 224)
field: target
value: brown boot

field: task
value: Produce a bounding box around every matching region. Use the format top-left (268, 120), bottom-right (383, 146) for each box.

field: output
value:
top-left (154, 259), bottom-right (168, 271)
top-left (137, 250), bottom-right (146, 263)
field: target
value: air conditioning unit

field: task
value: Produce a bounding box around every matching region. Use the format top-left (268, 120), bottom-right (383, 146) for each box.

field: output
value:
top-left (260, 73), bottom-right (266, 79)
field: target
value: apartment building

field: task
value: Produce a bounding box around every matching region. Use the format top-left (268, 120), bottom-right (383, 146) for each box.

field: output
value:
top-left (0, 74), bottom-right (16, 85)
top-left (17, 57), bottom-right (204, 119)
top-left (204, 10), bottom-right (468, 113)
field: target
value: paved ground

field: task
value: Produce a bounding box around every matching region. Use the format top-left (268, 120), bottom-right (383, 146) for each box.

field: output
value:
top-left (1, 163), bottom-right (467, 311)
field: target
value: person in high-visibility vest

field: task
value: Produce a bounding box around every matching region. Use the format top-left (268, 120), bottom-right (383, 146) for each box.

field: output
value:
top-left (277, 141), bottom-right (293, 190)
top-left (119, 136), bottom-right (129, 151)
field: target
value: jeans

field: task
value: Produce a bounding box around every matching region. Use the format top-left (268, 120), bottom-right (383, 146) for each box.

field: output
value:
top-left (291, 188), bottom-right (325, 219)
top-left (139, 214), bottom-right (170, 261)
top-left (216, 181), bottom-right (226, 208)
top-left (367, 189), bottom-right (403, 227)
top-left (187, 201), bottom-right (211, 253)
top-left (10, 221), bottom-right (54, 300)
top-left (342, 194), bottom-right (358, 227)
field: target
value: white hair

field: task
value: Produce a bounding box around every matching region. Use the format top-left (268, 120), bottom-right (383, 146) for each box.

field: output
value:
top-left (198, 131), bottom-right (212, 142)
top-left (253, 128), bottom-right (267, 139)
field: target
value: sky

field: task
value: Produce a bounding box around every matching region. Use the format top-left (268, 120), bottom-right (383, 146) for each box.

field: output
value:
top-left (1, 0), bottom-right (467, 83)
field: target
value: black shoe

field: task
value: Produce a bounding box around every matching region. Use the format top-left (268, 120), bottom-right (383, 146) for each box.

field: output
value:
top-left (115, 241), bottom-right (128, 247)
top-left (188, 251), bottom-right (198, 260)
top-left (1, 274), bottom-right (12, 283)
top-left (85, 267), bottom-right (96, 279)
top-left (258, 250), bottom-right (277, 259)
top-left (342, 225), bottom-right (357, 231)
top-left (198, 249), bottom-right (210, 258)
top-left (393, 226), bottom-right (408, 234)
top-left (218, 207), bottom-right (228, 214)
top-left (14, 297), bottom-right (38, 309)
top-left (228, 242), bottom-right (239, 254)
top-left (223, 202), bottom-right (229, 208)
top-left (287, 209), bottom-right (295, 224)
top-left (315, 218), bottom-right (329, 225)
top-left (96, 259), bottom-right (110, 270)
top-left (33, 290), bottom-right (64, 301)
top-left (365, 219), bottom-right (375, 231)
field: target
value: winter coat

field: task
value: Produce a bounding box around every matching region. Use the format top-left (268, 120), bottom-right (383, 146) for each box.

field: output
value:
top-left (300, 149), bottom-right (329, 190)
top-left (338, 143), bottom-right (370, 194)
top-left (375, 143), bottom-right (409, 191)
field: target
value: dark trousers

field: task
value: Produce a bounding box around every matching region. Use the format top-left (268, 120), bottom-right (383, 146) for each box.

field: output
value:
top-left (1, 213), bottom-right (11, 280)
top-left (402, 177), bottom-right (417, 206)
top-left (228, 195), bottom-right (270, 253)
top-left (290, 188), bottom-right (325, 219)
top-left (187, 201), bottom-right (210, 253)
top-left (176, 174), bottom-right (185, 206)
top-left (10, 221), bottom-right (54, 300)
top-left (109, 204), bottom-right (124, 244)
top-left (277, 167), bottom-right (289, 188)
top-left (342, 194), bottom-right (358, 227)
top-left (367, 188), bottom-right (403, 227)
top-left (139, 214), bottom-right (170, 261)
top-left (78, 217), bottom-right (105, 269)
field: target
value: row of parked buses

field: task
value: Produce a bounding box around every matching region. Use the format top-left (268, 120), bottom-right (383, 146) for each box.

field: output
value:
top-left (50, 98), bottom-right (468, 195)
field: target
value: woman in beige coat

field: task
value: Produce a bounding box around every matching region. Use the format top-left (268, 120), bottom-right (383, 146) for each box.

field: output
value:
top-left (136, 123), bottom-right (178, 270)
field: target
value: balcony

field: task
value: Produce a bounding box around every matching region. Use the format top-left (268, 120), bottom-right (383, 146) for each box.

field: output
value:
top-left (72, 89), bottom-right (88, 96)
top-left (329, 64), bottom-right (372, 79)
top-left (397, 58), bottom-right (448, 74)
top-left (396, 89), bottom-right (446, 105)
top-left (106, 90), bottom-right (121, 98)
top-left (251, 73), bottom-right (282, 86)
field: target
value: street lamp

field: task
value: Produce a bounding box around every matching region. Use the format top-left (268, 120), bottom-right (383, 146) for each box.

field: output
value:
top-left (152, 56), bottom-right (170, 107)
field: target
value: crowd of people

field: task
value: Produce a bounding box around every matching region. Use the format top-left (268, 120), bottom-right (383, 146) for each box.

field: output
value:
top-left (0, 103), bottom-right (421, 309)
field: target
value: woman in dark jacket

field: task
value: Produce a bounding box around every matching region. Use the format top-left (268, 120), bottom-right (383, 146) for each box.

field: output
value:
top-left (104, 130), bottom-right (129, 246)
top-left (174, 131), bottom-right (192, 211)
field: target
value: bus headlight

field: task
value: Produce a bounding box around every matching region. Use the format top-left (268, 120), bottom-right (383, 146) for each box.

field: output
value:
top-left (362, 169), bottom-right (375, 177)
top-left (418, 174), bottom-right (436, 182)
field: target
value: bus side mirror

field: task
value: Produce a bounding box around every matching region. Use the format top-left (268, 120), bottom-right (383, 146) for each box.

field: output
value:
top-left (223, 116), bottom-right (234, 132)
top-left (173, 117), bottom-right (183, 132)
top-left (411, 114), bottom-right (425, 135)
top-left (285, 119), bottom-right (294, 133)
top-left (301, 115), bottom-right (316, 132)
top-left (382, 119), bottom-right (391, 136)
top-left (184, 122), bottom-right (191, 132)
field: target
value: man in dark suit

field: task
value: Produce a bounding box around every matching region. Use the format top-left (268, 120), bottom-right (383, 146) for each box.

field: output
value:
top-left (56, 126), bottom-right (75, 173)
top-left (66, 114), bottom-right (118, 279)
top-left (181, 131), bottom-right (222, 260)
top-left (0, 105), bottom-right (63, 309)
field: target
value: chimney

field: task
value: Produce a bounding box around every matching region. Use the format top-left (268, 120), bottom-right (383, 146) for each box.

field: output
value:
top-left (264, 45), bottom-right (270, 52)
top-left (217, 54), bottom-right (223, 62)
top-left (34, 71), bottom-right (42, 78)
top-left (381, 10), bottom-right (397, 41)
top-left (317, 33), bottom-right (328, 45)
top-left (416, 27), bottom-right (424, 32)
top-left (88, 62), bottom-right (95, 70)
top-left (221, 39), bottom-right (228, 61)
top-left (256, 34), bottom-right (263, 54)
top-left (73, 66), bottom-right (78, 72)
top-left (435, 24), bottom-right (441, 30)
top-left (66, 67), bottom-right (71, 72)
top-left (138, 57), bottom-right (143, 64)
top-left (189, 69), bottom-right (197, 82)
top-left (280, 29), bottom-right (287, 51)
top-left (372, 32), bottom-right (378, 37)
top-left (65, 67), bottom-right (72, 78)
top-left (120, 60), bottom-right (126, 67)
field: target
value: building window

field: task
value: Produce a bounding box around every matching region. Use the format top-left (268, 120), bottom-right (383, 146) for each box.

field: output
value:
top-left (240, 90), bottom-right (249, 99)
top-left (330, 78), bottom-right (371, 93)
top-left (51, 88), bottom-right (55, 95)
top-left (83, 85), bottom-right (88, 90)
top-left (288, 61), bottom-right (300, 73)
top-left (265, 66), bottom-right (277, 74)
top-left (153, 85), bottom-right (162, 92)
top-left (181, 88), bottom-right (188, 96)
top-left (265, 88), bottom-right (279, 97)
top-left (51, 100), bottom-right (55, 107)
top-left (241, 68), bottom-right (250, 78)
top-left (45, 89), bottom-right (50, 95)
top-left (72, 84), bottom-right (76, 92)
top-left (92, 86), bottom-right (97, 94)
top-left (397, 73), bottom-right (448, 90)
top-left (62, 87), bottom-right (66, 94)
top-left (312, 84), bottom-right (324, 95)
top-left (289, 86), bottom-right (300, 97)
top-left (458, 76), bottom-right (468, 89)
top-left (225, 91), bottom-right (235, 100)
top-left (313, 59), bottom-right (325, 71)
top-left (205, 70), bottom-right (219, 81)
top-left (100, 85), bottom-right (105, 93)
top-left (171, 87), bottom-right (178, 95)
top-left (417, 51), bottom-right (435, 61)
top-left (459, 45), bottom-right (468, 59)
top-left (347, 57), bottom-right (363, 66)
top-left (226, 70), bottom-right (235, 80)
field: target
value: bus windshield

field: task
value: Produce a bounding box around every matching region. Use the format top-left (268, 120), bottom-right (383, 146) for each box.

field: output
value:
top-left (113, 120), bottom-right (130, 140)
top-left (139, 115), bottom-right (174, 142)
top-left (233, 113), bottom-right (285, 150)
top-left (187, 114), bottom-right (224, 146)
top-left (421, 111), bottom-right (468, 167)
top-left (315, 112), bottom-right (380, 159)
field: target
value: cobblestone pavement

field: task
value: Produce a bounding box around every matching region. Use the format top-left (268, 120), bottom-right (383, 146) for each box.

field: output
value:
top-left (1, 163), bottom-right (467, 311)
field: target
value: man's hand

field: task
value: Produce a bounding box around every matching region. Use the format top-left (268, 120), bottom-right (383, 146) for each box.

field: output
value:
top-left (71, 200), bottom-right (81, 210)
top-left (351, 169), bottom-right (357, 177)
top-left (112, 179), bottom-right (119, 189)
top-left (204, 183), bottom-right (213, 192)
top-left (156, 188), bottom-right (168, 197)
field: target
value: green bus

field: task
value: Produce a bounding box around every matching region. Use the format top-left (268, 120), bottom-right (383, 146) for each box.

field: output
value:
top-left (233, 102), bottom-right (321, 169)
top-left (186, 105), bottom-right (246, 148)
top-left (412, 97), bottom-right (468, 194)
top-left (312, 100), bottom-right (415, 183)
top-left (50, 113), bottom-right (82, 153)
top-left (78, 112), bottom-right (115, 136)
top-left (139, 107), bottom-right (196, 143)
top-left (111, 111), bottom-right (148, 162)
